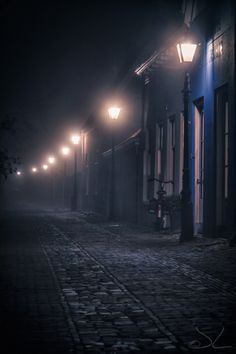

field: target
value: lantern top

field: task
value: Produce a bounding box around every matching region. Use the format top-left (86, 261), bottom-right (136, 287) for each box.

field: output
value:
top-left (176, 42), bottom-right (197, 63)
top-left (108, 107), bottom-right (121, 120)
top-left (71, 134), bottom-right (81, 145)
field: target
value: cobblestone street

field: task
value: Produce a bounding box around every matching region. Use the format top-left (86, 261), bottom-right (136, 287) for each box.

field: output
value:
top-left (0, 209), bottom-right (235, 354)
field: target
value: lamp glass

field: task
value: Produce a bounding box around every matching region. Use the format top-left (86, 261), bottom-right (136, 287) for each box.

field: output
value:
top-left (177, 43), bottom-right (197, 63)
top-left (108, 107), bottom-right (121, 120)
top-left (62, 146), bottom-right (70, 155)
top-left (71, 135), bottom-right (80, 145)
top-left (48, 156), bottom-right (55, 164)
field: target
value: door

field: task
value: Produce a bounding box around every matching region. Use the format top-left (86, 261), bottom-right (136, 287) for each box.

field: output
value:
top-left (194, 98), bottom-right (204, 233)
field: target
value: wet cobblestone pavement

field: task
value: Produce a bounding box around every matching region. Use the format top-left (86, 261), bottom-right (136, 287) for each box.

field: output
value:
top-left (0, 209), bottom-right (236, 353)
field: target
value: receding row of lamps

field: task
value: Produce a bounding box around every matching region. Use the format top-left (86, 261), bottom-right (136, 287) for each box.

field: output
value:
top-left (16, 134), bottom-right (81, 176)
top-left (15, 38), bottom-right (199, 242)
top-left (15, 37), bottom-right (198, 178)
top-left (15, 42), bottom-right (198, 179)
top-left (16, 106), bottom-right (121, 177)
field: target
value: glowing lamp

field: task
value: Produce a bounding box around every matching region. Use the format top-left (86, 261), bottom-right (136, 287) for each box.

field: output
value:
top-left (71, 135), bottom-right (80, 145)
top-left (48, 156), bottom-right (55, 164)
top-left (17, 171), bottom-right (21, 176)
top-left (42, 164), bottom-right (48, 170)
top-left (108, 107), bottom-right (121, 120)
top-left (61, 146), bottom-right (70, 155)
top-left (32, 167), bottom-right (37, 173)
top-left (176, 42), bottom-right (197, 63)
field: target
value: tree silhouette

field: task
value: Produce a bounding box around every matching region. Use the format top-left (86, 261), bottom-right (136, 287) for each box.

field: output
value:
top-left (0, 115), bottom-right (20, 179)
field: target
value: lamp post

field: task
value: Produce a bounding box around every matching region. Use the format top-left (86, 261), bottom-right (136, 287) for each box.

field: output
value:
top-left (71, 134), bottom-right (80, 211)
top-left (108, 106), bottom-right (121, 220)
top-left (61, 146), bottom-right (70, 208)
top-left (42, 164), bottom-right (49, 205)
top-left (176, 41), bottom-right (197, 242)
top-left (48, 156), bottom-right (56, 207)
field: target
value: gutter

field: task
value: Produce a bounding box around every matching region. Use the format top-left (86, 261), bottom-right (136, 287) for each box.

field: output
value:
top-left (135, 23), bottom-right (188, 76)
top-left (103, 128), bottom-right (141, 157)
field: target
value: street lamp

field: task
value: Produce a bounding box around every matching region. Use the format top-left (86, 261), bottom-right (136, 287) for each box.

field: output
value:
top-left (16, 171), bottom-right (21, 176)
top-left (108, 107), bottom-right (121, 120)
top-left (177, 43), bottom-right (197, 63)
top-left (71, 134), bottom-right (80, 211)
top-left (32, 167), bottom-right (37, 173)
top-left (71, 135), bottom-right (80, 145)
top-left (42, 164), bottom-right (48, 170)
top-left (176, 39), bottom-right (198, 242)
top-left (61, 146), bottom-right (70, 156)
top-left (48, 156), bottom-right (56, 164)
top-left (61, 146), bottom-right (70, 208)
top-left (108, 106), bottom-right (121, 220)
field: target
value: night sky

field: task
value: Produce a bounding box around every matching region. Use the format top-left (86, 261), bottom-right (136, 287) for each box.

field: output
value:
top-left (1, 0), bottom-right (182, 166)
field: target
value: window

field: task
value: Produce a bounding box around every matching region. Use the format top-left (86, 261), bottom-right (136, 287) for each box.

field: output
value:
top-left (179, 112), bottom-right (184, 193)
top-left (143, 130), bottom-right (151, 202)
top-left (156, 123), bottom-right (163, 178)
top-left (224, 102), bottom-right (229, 198)
top-left (158, 124), bottom-right (164, 150)
top-left (200, 109), bottom-right (204, 199)
top-left (94, 150), bottom-right (99, 195)
top-left (166, 115), bottom-right (175, 194)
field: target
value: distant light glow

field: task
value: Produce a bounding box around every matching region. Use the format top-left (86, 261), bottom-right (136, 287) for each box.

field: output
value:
top-left (32, 167), bottom-right (37, 173)
top-left (177, 43), bottom-right (197, 63)
top-left (215, 41), bottom-right (223, 58)
top-left (71, 135), bottom-right (80, 145)
top-left (42, 164), bottom-right (48, 170)
top-left (108, 107), bottom-right (121, 120)
top-left (61, 146), bottom-right (70, 155)
top-left (48, 156), bottom-right (56, 164)
top-left (17, 171), bottom-right (21, 176)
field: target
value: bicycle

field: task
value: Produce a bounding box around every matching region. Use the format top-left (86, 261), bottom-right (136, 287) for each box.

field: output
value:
top-left (148, 178), bottom-right (174, 231)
